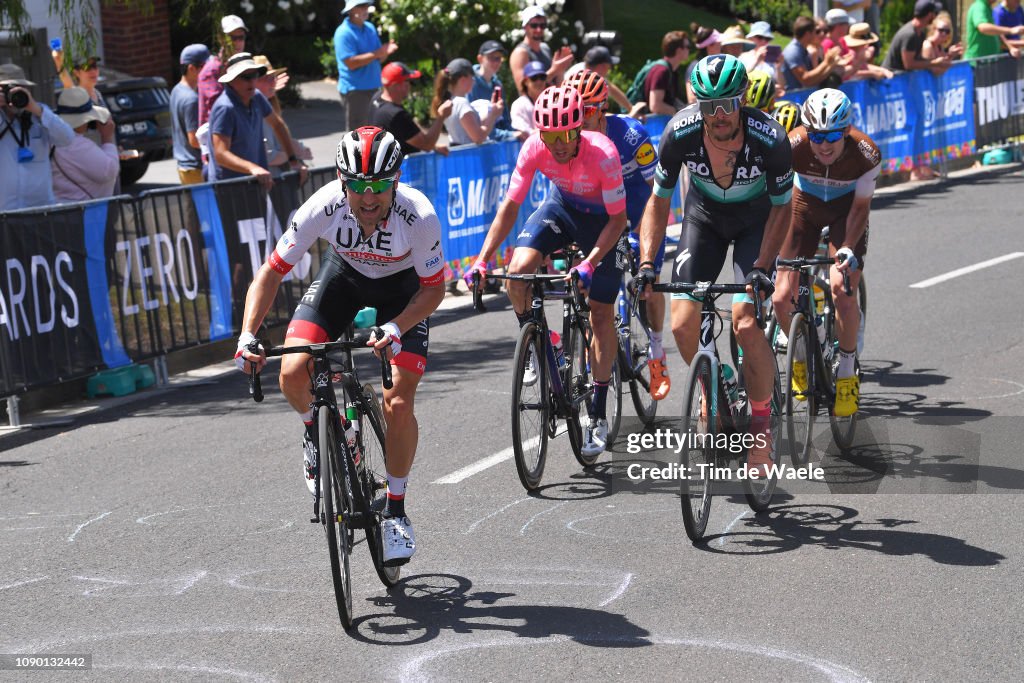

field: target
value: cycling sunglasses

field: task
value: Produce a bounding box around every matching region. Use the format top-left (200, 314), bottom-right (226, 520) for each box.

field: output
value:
top-left (346, 177), bottom-right (396, 194)
top-left (698, 96), bottom-right (741, 118)
top-left (539, 127), bottom-right (582, 145)
top-left (807, 129), bottom-right (846, 144)
top-left (583, 102), bottom-right (607, 118)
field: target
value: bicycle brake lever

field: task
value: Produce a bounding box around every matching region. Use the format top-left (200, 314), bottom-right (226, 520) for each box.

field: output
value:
top-left (370, 326), bottom-right (394, 390)
top-left (472, 271), bottom-right (486, 313)
top-left (247, 338), bottom-right (264, 402)
top-left (570, 270), bottom-right (590, 313)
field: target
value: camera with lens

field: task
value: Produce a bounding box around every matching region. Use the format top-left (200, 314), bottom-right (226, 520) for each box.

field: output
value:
top-left (2, 84), bottom-right (30, 110)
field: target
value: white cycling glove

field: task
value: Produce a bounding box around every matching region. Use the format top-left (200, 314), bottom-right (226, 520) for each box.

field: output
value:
top-left (376, 322), bottom-right (402, 358)
top-left (235, 331), bottom-right (263, 372)
top-left (835, 247), bottom-right (859, 272)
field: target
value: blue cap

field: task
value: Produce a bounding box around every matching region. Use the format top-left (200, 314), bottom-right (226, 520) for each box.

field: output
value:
top-left (523, 61), bottom-right (548, 79)
top-left (180, 44), bottom-right (211, 67)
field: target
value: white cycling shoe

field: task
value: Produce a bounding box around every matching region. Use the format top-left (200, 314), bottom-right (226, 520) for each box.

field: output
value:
top-left (381, 514), bottom-right (416, 566)
top-left (302, 434), bottom-right (318, 497)
top-left (522, 351), bottom-right (538, 387)
top-left (581, 417), bottom-right (608, 457)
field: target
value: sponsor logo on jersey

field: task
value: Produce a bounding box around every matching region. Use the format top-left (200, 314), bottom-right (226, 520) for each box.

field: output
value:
top-left (747, 116), bottom-right (778, 139)
top-left (858, 139), bottom-right (880, 165)
top-left (686, 160), bottom-right (711, 176)
top-left (425, 255), bottom-right (441, 268)
top-left (673, 112), bottom-right (701, 129)
top-left (635, 142), bottom-right (655, 166)
top-left (624, 125), bottom-right (642, 146)
top-left (776, 169), bottom-right (794, 185)
top-left (734, 166), bottom-right (763, 180)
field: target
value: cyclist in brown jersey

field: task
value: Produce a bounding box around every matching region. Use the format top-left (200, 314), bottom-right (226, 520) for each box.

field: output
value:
top-left (772, 88), bottom-right (880, 418)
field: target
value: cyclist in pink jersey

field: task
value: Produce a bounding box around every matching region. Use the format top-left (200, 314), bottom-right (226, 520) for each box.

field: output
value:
top-left (468, 85), bottom-right (627, 457)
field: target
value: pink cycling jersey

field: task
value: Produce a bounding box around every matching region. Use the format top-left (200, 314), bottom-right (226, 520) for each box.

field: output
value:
top-left (268, 179), bottom-right (445, 287)
top-left (506, 130), bottom-right (627, 215)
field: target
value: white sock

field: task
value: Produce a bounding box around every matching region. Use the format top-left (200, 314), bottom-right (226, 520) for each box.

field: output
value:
top-left (837, 348), bottom-right (856, 378)
top-left (299, 410), bottom-right (312, 424)
top-left (650, 330), bottom-right (664, 360)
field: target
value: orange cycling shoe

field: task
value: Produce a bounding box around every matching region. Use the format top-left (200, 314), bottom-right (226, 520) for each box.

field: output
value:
top-left (648, 356), bottom-right (671, 401)
top-left (746, 417), bottom-right (774, 478)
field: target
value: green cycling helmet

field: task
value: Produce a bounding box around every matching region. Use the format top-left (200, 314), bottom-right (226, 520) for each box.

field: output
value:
top-left (690, 54), bottom-right (748, 101)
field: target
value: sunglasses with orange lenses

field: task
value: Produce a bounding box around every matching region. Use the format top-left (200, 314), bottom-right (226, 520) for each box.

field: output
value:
top-left (583, 102), bottom-right (607, 118)
top-left (539, 127), bottom-right (582, 145)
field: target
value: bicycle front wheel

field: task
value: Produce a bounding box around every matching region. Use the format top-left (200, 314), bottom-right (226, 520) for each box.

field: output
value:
top-left (357, 383), bottom-right (400, 587)
top-left (785, 313), bottom-right (816, 466)
top-left (606, 359), bottom-right (622, 449)
top-left (627, 298), bottom-right (658, 426)
top-left (511, 323), bottom-right (549, 490)
top-left (679, 354), bottom-right (715, 542)
top-left (743, 354), bottom-right (783, 513)
top-left (319, 405), bottom-right (353, 629)
top-left (567, 320), bottom-right (597, 467)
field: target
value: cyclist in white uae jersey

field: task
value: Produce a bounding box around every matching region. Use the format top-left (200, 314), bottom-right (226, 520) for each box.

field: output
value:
top-left (235, 126), bottom-right (444, 566)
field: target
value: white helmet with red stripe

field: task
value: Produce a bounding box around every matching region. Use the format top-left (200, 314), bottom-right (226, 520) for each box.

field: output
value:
top-left (335, 126), bottom-right (404, 181)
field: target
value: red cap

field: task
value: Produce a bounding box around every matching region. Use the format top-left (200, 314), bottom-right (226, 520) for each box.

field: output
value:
top-left (382, 62), bottom-right (422, 85)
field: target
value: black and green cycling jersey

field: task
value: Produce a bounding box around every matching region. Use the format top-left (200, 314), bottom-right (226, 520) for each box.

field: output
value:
top-left (653, 103), bottom-right (793, 206)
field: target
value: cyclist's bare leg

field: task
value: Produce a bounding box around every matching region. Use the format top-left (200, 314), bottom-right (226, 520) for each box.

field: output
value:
top-left (669, 299), bottom-right (702, 365)
top-left (381, 365), bottom-right (421, 478)
top-left (506, 247), bottom-right (545, 316)
top-left (588, 301), bottom-right (616, 383)
top-left (732, 302), bottom-right (772, 403)
top-left (830, 264), bottom-right (861, 355)
top-left (279, 337), bottom-right (316, 413)
top-left (646, 289), bottom-right (666, 338)
top-left (771, 268), bottom-right (800, 337)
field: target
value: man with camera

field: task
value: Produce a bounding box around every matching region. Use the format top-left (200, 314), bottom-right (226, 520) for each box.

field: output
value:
top-left (1, 63), bottom-right (74, 211)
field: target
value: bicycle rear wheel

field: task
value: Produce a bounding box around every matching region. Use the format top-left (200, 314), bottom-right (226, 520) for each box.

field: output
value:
top-left (785, 313), bottom-right (816, 466)
top-left (743, 355), bottom-right (783, 512)
top-left (606, 359), bottom-right (622, 448)
top-left (567, 320), bottom-right (598, 467)
top-left (680, 354), bottom-right (715, 542)
top-left (357, 383), bottom-right (400, 587)
top-left (511, 323), bottom-right (549, 490)
top-left (829, 359), bottom-right (859, 453)
top-left (319, 405), bottom-right (353, 629)
top-left (627, 298), bottom-right (658, 426)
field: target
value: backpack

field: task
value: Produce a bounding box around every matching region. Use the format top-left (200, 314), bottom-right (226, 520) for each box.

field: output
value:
top-left (625, 59), bottom-right (669, 104)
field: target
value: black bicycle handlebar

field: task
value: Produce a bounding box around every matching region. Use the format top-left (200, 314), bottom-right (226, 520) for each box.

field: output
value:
top-left (650, 281), bottom-right (766, 329)
top-left (779, 256), bottom-right (852, 296)
top-left (473, 270), bottom-right (590, 314)
top-left (247, 328), bottom-right (394, 402)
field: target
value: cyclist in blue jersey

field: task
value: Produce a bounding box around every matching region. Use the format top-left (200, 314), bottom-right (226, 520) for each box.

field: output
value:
top-left (567, 68), bottom-right (671, 401)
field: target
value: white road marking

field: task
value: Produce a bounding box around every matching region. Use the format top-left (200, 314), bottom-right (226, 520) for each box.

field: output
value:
top-left (519, 501), bottom-right (569, 535)
top-left (598, 572), bottom-right (634, 607)
top-left (0, 576), bottom-right (48, 591)
top-left (464, 497), bottom-right (533, 534)
top-left (909, 252), bottom-right (1024, 288)
top-left (433, 437), bottom-right (540, 484)
top-left (67, 511), bottom-right (111, 543)
top-left (717, 510), bottom-right (749, 546)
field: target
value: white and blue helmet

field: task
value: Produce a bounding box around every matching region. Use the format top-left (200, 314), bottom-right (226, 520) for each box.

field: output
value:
top-left (801, 88), bottom-right (853, 131)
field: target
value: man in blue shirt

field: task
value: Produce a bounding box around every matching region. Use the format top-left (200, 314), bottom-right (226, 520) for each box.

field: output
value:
top-left (780, 15), bottom-right (842, 90)
top-left (170, 44), bottom-right (210, 185)
top-left (209, 53), bottom-right (307, 189)
top-left (335, 0), bottom-right (398, 130)
top-left (470, 40), bottom-right (526, 142)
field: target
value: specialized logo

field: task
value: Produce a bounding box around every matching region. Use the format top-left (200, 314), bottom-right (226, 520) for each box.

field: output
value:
top-left (635, 142), bottom-right (655, 166)
top-left (674, 248), bottom-right (691, 277)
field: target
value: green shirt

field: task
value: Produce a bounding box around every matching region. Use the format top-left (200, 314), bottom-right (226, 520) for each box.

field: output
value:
top-left (965, 0), bottom-right (1002, 59)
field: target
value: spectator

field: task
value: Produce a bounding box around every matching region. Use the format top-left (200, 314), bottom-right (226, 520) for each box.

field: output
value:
top-left (994, 0), bottom-right (1024, 53)
top-left (208, 53), bottom-right (307, 190)
top-left (832, 0), bottom-right (871, 23)
top-left (199, 14), bottom-right (249, 126)
top-left (780, 16), bottom-right (843, 89)
top-left (822, 9), bottom-right (854, 56)
top-left (170, 44), bottom-right (210, 185)
top-left (509, 6), bottom-right (574, 86)
top-left (252, 55), bottom-right (313, 176)
top-left (644, 30), bottom-right (691, 115)
top-left (510, 61), bottom-right (549, 133)
top-left (0, 63), bottom-right (74, 211)
top-left (807, 17), bottom-right (831, 69)
top-left (685, 25), bottom-right (722, 101)
top-left (740, 21), bottom-right (781, 81)
top-left (845, 22), bottom-right (895, 80)
top-left (51, 52), bottom-right (104, 106)
top-left (370, 61), bottom-right (452, 155)
top-left (719, 26), bottom-right (754, 58)
top-left (867, 1), bottom-right (883, 33)
top-left (51, 87), bottom-right (119, 202)
top-left (922, 12), bottom-right (965, 61)
top-left (471, 40), bottom-right (525, 142)
top-left (882, 1), bottom-right (952, 73)
top-left (564, 46), bottom-right (636, 114)
top-left (335, 0), bottom-right (398, 131)
top-left (965, 0), bottom-right (1024, 59)
top-left (431, 57), bottom-right (502, 146)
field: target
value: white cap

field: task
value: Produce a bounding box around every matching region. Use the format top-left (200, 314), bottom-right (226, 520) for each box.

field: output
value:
top-left (520, 6), bottom-right (546, 27)
top-left (221, 15), bottom-right (248, 34)
top-left (825, 9), bottom-right (851, 26)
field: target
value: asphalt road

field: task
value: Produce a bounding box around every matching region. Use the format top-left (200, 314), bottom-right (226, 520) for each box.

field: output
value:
top-left (2, 171), bottom-right (1023, 681)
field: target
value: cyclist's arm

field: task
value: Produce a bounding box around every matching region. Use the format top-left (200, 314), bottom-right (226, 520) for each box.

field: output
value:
top-left (757, 122), bottom-right (795, 269)
top-left (390, 284), bottom-right (445, 336)
top-left (583, 211), bottom-right (628, 267)
top-left (477, 143), bottom-right (537, 262)
top-left (843, 195), bottom-right (871, 255)
top-left (754, 201), bottom-right (793, 271)
top-left (240, 263), bottom-right (285, 337)
top-left (477, 196), bottom-right (522, 264)
top-left (638, 192), bottom-right (671, 266)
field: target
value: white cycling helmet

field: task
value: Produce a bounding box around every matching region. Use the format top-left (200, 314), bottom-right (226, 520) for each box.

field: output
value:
top-left (801, 88), bottom-right (853, 131)
top-left (335, 126), bottom-right (403, 181)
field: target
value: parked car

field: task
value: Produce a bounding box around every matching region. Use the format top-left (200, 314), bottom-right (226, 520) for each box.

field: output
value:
top-left (95, 71), bottom-right (173, 186)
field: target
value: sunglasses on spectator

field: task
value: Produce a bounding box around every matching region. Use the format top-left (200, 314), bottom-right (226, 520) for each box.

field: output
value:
top-left (230, 32), bottom-right (247, 42)
top-left (76, 61), bottom-right (99, 71)
top-left (807, 130), bottom-right (846, 144)
top-left (698, 96), bottom-right (740, 118)
top-left (583, 103), bottom-right (607, 118)
top-left (936, 27), bottom-right (951, 34)
top-left (815, 28), bottom-right (827, 35)
top-left (539, 127), bottom-right (581, 145)
top-left (346, 177), bottom-right (396, 194)
top-left (239, 71), bottom-right (261, 81)
top-left (486, 53), bottom-right (504, 62)
top-left (528, 22), bottom-right (547, 29)
top-left (528, 74), bottom-right (547, 82)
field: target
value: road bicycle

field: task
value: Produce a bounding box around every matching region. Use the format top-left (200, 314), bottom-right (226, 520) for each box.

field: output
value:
top-left (474, 270), bottom-right (599, 490)
top-left (647, 280), bottom-right (783, 543)
top-left (615, 242), bottom-right (658, 427)
top-left (777, 256), bottom-right (860, 462)
top-left (247, 328), bottom-right (397, 629)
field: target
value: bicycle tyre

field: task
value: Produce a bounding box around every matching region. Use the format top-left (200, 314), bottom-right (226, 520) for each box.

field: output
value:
top-left (511, 323), bottom-right (549, 490)
top-left (627, 298), bottom-right (658, 426)
top-left (857, 275), bottom-right (867, 356)
top-left (567, 320), bottom-right (598, 467)
top-left (357, 384), bottom-right (400, 588)
top-left (743, 354), bottom-right (783, 512)
top-left (606, 359), bottom-right (622, 448)
top-left (680, 354), bottom-right (715, 542)
top-left (829, 359), bottom-right (859, 453)
top-left (319, 405), bottom-right (353, 629)
top-left (785, 314), bottom-right (816, 467)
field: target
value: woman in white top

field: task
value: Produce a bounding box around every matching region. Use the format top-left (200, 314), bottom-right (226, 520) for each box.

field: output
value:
top-left (509, 61), bottom-right (548, 133)
top-left (431, 57), bottom-right (501, 146)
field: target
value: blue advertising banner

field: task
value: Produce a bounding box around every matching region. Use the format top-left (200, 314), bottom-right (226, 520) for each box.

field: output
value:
top-left (909, 62), bottom-right (976, 168)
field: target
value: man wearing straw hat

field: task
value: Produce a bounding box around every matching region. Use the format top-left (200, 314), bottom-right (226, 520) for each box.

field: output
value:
top-left (51, 87), bottom-right (120, 202)
top-left (1, 62), bottom-right (74, 211)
